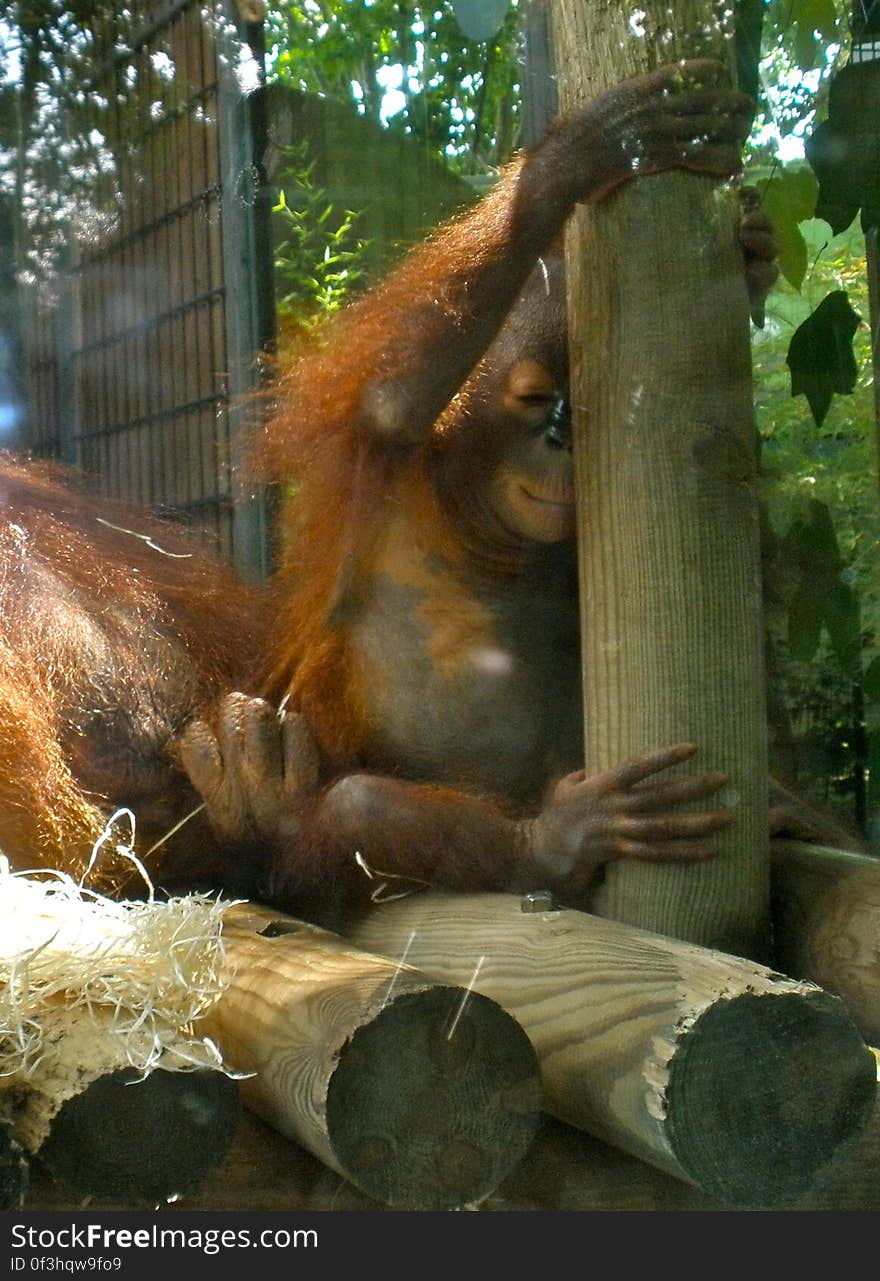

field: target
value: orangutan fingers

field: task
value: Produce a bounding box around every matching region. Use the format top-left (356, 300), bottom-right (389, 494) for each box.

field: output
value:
top-left (238, 697), bottom-right (284, 789)
top-left (179, 713), bottom-right (250, 841)
top-left (280, 710), bottom-right (320, 800)
top-left (178, 719), bottom-right (223, 801)
top-left (614, 810), bottom-right (733, 841)
top-left (589, 742), bottom-right (699, 794)
top-left (617, 770), bottom-right (730, 811)
top-left (609, 837), bottom-right (721, 863)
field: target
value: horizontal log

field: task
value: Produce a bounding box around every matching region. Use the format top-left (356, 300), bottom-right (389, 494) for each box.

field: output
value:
top-left (0, 1120), bottom-right (28, 1210)
top-left (197, 902), bottom-right (542, 1210)
top-left (772, 841), bottom-right (880, 1044)
top-left (23, 1090), bottom-right (880, 1211)
top-left (1, 1008), bottom-right (241, 1203)
top-left (347, 891), bottom-right (877, 1206)
top-left (37, 1067), bottom-right (240, 1202)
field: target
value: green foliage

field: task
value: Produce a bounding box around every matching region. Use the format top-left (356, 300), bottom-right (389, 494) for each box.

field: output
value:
top-left (748, 0), bottom-right (848, 159)
top-left (786, 288), bottom-right (861, 426)
top-left (744, 0), bottom-right (880, 830)
top-left (753, 206), bottom-right (878, 822)
top-left (263, 0), bottom-right (522, 173)
top-left (755, 168), bottom-right (817, 290)
top-left (272, 142), bottom-right (371, 332)
top-left (785, 0), bottom-right (841, 71)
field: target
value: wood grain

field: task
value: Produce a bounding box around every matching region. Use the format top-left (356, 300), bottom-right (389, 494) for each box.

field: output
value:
top-left (551, 0), bottom-right (769, 958)
top-left (197, 902), bottom-right (542, 1209)
top-left (773, 841), bottom-right (880, 1044)
top-left (348, 890), bottom-right (876, 1204)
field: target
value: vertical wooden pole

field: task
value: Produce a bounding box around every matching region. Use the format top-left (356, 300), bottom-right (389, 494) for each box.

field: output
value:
top-left (551, 1), bottom-right (769, 957)
top-left (520, 0), bottom-right (559, 146)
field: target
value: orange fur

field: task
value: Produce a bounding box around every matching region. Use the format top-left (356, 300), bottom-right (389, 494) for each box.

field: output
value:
top-left (0, 453), bottom-right (266, 881)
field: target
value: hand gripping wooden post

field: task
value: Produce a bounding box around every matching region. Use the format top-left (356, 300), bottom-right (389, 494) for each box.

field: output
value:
top-left (348, 891), bottom-right (877, 1206)
top-left (196, 902), bottom-right (542, 1209)
top-left (550, 0), bottom-right (770, 958)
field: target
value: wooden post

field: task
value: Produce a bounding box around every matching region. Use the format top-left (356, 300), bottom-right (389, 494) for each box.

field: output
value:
top-left (197, 903), bottom-right (542, 1210)
top-left (550, 1), bottom-right (769, 957)
top-left (348, 891), bottom-right (877, 1206)
top-left (772, 841), bottom-right (880, 1045)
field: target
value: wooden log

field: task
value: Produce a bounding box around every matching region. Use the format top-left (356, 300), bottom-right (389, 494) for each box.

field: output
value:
top-left (36, 1067), bottom-right (240, 1202)
top-left (23, 1089), bottom-right (880, 1212)
top-left (1, 1010), bottom-right (241, 1203)
top-left (550, 0), bottom-right (769, 959)
top-left (0, 1120), bottom-right (28, 1210)
top-left (348, 890), bottom-right (877, 1206)
top-left (772, 841), bottom-right (880, 1045)
top-left (0, 880), bottom-right (242, 1204)
top-left (196, 902), bottom-right (542, 1210)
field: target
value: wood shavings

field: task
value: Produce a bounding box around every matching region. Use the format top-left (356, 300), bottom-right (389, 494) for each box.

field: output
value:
top-left (0, 852), bottom-right (240, 1148)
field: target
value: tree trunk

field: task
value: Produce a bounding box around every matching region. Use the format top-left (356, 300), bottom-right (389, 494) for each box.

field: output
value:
top-left (551, 0), bottom-right (769, 958)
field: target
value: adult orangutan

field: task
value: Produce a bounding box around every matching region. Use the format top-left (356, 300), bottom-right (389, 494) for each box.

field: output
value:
top-left (0, 457), bottom-right (278, 892)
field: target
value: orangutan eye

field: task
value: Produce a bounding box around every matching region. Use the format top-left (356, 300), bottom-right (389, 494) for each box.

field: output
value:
top-left (542, 397), bottom-right (572, 449)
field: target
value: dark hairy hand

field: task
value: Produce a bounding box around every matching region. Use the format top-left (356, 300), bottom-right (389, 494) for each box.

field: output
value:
top-left (532, 59), bottom-right (755, 220)
top-left (179, 692), bottom-right (319, 845)
top-left (521, 742), bottom-right (732, 896)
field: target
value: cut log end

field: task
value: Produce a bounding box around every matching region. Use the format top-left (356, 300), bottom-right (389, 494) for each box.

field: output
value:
top-left (38, 1068), bottom-right (240, 1203)
top-left (667, 990), bottom-right (878, 1204)
top-left (325, 986), bottom-right (542, 1210)
top-left (0, 1122), bottom-right (29, 1209)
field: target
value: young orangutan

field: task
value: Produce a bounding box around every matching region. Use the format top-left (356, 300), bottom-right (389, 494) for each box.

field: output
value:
top-left (175, 59), bottom-right (799, 927)
top-left (3, 62), bottom-right (825, 918)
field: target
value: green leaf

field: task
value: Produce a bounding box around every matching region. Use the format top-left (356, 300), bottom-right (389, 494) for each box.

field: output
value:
top-left (757, 168), bottom-right (818, 290)
top-left (783, 498), bottom-right (844, 570)
top-left (789, 0), bottom-right (840, 69)
top-left (824, 579), bottom-right (862, 671)
top-left (450, 0), bottom-right (510, 42)
top-left (786, 290), bottom-right (862, 426)
top-left (782, 501), bottom-right (862, 669)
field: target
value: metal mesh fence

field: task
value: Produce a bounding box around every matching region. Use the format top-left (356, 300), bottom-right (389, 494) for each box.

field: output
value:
top-left (17, 0), bottom-right (272, 572)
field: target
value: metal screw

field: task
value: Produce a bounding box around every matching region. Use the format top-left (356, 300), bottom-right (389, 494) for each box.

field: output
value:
top-left (520, 889), bottom-right (558, 913)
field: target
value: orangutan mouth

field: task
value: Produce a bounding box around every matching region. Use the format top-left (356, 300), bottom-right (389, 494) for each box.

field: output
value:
top-left (518, 485), bottom-right (574, 510)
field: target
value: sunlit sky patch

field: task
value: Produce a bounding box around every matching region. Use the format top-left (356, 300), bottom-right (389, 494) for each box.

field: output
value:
top-left (376, 63), bottom-right (406, 123)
